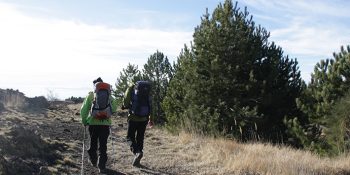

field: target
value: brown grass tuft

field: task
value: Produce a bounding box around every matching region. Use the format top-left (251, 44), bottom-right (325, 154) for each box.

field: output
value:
top-left (62, 156), bottom-right (75, 166)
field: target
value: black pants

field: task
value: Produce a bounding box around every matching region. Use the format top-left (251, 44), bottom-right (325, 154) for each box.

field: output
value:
top-left (126, 120), bottom-right (148, 154)
top-left (87, 125), bottom-right (110, 169)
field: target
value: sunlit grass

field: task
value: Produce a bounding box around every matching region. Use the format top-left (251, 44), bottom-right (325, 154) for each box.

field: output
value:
top-left (175, 132), bottom-right (350, 175)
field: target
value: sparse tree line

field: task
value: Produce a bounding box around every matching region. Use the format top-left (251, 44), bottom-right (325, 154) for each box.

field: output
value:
top-left (114, 0), bottom-right (350, 156)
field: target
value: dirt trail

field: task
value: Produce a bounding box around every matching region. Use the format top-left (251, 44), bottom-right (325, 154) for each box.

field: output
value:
top-left (81, 106), bottom-right (201, 175)
top-left (0, 102), bottom-right (210, 175)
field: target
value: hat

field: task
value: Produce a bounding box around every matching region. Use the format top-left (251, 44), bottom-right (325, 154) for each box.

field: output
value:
top-left (93, 77), bottom-right (103, 84)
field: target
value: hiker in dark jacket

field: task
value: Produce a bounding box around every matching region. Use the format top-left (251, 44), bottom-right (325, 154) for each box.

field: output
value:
top-left (122, 81), bottom-right (153, 167)
top-left (80, 77), bottom-right (117, 173)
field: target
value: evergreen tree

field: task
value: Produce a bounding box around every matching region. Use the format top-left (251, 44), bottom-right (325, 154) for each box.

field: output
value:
top-left (326, 90), bottom-right (350, 155)
top-left (163, 45), bottom-right (196, 132)
top-left (295, 45), bottom-right (350, 154)
top-left (114, 63), bottom-right (141, 104)
top-left (298, 46), bottom-right (350, 123)
top-left (142, 51), bottom-right (173, 123)
top-left (163, 0), bottom-right (303, 141)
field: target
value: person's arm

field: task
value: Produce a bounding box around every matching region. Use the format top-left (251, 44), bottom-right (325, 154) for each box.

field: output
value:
top-left (148, 97), bottom-right (153, 127)
top-left (80, 92), bottom-right (93, 125)
top-left (148, 116), bottom-right (154, 128)
top-left (122, 86), bottom-right (132, 109)
top-left (110, 95), bottom-right (118, 113)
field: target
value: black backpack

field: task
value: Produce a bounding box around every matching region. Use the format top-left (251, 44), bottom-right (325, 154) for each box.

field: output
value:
top-left (130, 81), bottom-right (151, 117)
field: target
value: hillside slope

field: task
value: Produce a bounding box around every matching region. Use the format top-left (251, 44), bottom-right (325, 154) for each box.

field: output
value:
top-left (0, 91), bottom-right (349, 175)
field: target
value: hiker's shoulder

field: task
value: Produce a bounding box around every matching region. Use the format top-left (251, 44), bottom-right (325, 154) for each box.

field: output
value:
top-left (83, 91), bottom-right (94, 100)
top-left (125, 85), bottom-right (134, 93)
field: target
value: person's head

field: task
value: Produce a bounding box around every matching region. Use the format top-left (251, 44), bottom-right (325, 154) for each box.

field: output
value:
top-left (93, 77), bottom-right (103, 85)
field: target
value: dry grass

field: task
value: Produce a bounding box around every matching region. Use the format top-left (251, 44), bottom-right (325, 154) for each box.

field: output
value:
top-left (176, 132), bottom-right (350, 175)
top-left (62, 156), bottom-right (75, 166)
top-left (0, 126), bottom-right (11, 136)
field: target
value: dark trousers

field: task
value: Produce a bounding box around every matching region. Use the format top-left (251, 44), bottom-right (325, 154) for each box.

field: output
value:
top-left (87, 125), bottom-right (110, 169)
top-left (126, 120), bottom-right (148, 154)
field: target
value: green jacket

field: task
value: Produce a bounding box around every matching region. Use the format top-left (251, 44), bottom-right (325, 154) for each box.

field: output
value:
top-left (122, 85), bottom-right (150, 122)
top-left (80, 91), bottom-right (117, 125)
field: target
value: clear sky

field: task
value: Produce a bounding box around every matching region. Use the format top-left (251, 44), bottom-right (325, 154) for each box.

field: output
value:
top-left (0, 0), bottom-right (349, 99)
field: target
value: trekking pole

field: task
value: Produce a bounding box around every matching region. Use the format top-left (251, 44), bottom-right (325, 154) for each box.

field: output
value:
top-left (110, 126), bottom-right (116, 167)
top-left (81, 126), bottom-right (87, 175)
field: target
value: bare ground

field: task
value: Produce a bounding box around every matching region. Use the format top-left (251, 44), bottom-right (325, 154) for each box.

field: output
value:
top-left (1, 101), bottom-right (350, 175)
top-left (0, 102), bottom-right (217, 175)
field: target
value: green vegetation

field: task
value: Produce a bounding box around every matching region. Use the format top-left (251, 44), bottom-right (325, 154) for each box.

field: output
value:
top-left (164, 0), bottom-right (303, 142)
top-left (65, 96), bottom-right (84, 104)
top-left (142, 51), bottom-right (173, 123)
top-left (114, 63), bottom-right (142, 106)
top-left (326, 91), bottom-right (350, 155)
top-left (292, 45), bottom-right (350, 155)
top-left (114, 0), bottom-right (350, 155)
top-left (115, 52), bottom-right (173, 123)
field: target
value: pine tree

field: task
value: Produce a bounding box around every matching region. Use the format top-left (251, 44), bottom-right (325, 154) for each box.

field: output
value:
top-left (295, 45), bottom-right (350, 154)
top-left (162, 45), bottom-right (196, 132)
top-left (114, 63), bottom-right (141, 104)
top-left (326, 90), bottom-right (350, 155)
top-left (142, 51), bottom-right (173, 123)
top-left (163, 0), bottom-right (303, 141)
top-left (299, 46), bottom-right (350, 122)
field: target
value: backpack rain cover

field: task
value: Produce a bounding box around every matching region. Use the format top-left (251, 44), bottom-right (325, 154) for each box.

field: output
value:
top-left (90, 82), bottom-right (112, 120)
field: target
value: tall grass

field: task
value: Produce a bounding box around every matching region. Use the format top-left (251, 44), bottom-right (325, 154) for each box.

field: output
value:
top-left (177, 132), bottom-right (350, 175)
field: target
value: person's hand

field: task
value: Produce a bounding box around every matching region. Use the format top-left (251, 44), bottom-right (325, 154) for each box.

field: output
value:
top-left (147, 120), bottom-right (154, 128)
top-left (121, 105), bottom-right (125, 110)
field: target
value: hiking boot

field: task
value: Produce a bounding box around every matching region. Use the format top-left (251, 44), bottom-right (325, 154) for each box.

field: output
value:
top-left (132, 152), bottom-right (143, 167)
top-left (88, 156), bottom-right (97, 167)
top-left (87, 150), bottom-right (97, 167)
top-left (130, 146), bottom-right (136, 155)
top-left (98, 168), bottom-right (108, 174)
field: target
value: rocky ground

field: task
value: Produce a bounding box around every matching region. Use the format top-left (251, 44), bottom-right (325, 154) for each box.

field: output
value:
top-left (0, 94), bottom-right (213, 175)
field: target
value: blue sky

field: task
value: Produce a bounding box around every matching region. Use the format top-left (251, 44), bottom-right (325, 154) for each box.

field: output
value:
top-left (0, 0), bottom-right (349, 99)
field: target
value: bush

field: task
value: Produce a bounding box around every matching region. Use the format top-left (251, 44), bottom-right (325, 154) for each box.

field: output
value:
top-left (65, 96), bottom-right (84, 104)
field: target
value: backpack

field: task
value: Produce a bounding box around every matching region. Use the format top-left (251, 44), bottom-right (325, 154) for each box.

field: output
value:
top-left (130, 81), bottom-right (151, 117)
top-left (90, 82), bottom-right (112, 120)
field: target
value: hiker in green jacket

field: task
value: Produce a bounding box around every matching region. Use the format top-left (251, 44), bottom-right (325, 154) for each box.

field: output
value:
top-left (80, 77), bottom-right (117, 173)
top-left (122, 81), bottom-right (153, 167)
